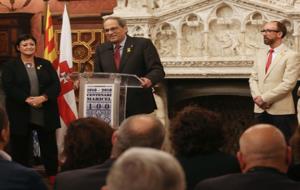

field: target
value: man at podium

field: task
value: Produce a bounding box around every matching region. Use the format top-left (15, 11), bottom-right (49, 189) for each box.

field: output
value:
top-left (94, 16), bottom-right (165, 117)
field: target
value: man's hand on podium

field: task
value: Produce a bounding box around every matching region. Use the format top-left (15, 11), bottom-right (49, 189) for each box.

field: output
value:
top-left (140, 77), bottom-right (152, 88)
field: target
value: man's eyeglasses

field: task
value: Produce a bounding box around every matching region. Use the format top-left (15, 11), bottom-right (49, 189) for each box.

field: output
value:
top-left (104, 27), bottom-right (119, 33)
top-left (260, 29), bottom-right (280, 33)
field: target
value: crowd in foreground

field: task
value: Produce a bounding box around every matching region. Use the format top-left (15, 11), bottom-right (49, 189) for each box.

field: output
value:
top-left (0, 105), bottom-right (300, 190)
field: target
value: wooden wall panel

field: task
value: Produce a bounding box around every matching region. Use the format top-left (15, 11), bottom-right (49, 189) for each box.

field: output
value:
top-left (0, 13), bottom-right (33, 64)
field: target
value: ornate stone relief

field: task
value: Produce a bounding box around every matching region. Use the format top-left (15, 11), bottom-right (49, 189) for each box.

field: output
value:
top-left (112, 0), bottom-right (300, 78)
top-left (181, 14), bottom-right (205, 57)
top-left (154, 23), bottom-right (177, 57)
top-left (257, 0), bottom-right (296, 6)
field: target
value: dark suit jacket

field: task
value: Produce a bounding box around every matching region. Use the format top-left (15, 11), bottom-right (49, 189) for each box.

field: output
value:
top-left (288, 164), bottom-right (300, 181)
top-left (0, 157), bottom-right (47, 190)
top-left (177, 151), bottom-right (240, 190)
top-left (1, 57), bottom-right (61, 135)
top-left (195, 167), bottom-right (300, 190)
top-left (54, 158), bottom-right (114, 190)
top-left (94, 35), bottom-right (165, 117)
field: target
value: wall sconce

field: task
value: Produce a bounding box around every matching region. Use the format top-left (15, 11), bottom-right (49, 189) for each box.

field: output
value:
top-left (0, 0), bottom-right (32, 12)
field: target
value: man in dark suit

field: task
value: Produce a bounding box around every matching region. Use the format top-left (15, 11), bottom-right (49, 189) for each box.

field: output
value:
top-left (0, 107), bottom-right (47, 190)
top-left (94, 16), bottom-right (165, 117)
top-left (54, 114), bottom-right (166, 190)
top-left (195, 124), bottom-right (300, 190)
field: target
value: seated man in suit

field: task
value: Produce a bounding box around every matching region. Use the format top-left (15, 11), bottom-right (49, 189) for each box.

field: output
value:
top-left (102, 147), bottom-right (185, 190)
top-left (54, 114), bottom-right (166, 190)
top-left (195, 124), bottom-right (300, 190)
top-left (0, 107), bottom-right (47, 190)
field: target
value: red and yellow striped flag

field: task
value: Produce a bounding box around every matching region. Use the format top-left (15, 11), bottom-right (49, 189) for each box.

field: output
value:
top-left (44, 4), bottom-right (59, 69)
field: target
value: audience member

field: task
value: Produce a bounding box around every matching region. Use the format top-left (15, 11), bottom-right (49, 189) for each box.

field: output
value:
top-left (60, 117), bottom-right (113, 171)
top-left (169, 106), bottom-right (240, 190)
top-left (0, 106), bottom-right (47, 190)
top-left (54, 114), bottom-right (166, 190)
top-left (195, 124), bottom-right (300, 190)
top-left (288, 126), bottom-right (300, 181)
top-left (102, 147), bottom-right (185, 190)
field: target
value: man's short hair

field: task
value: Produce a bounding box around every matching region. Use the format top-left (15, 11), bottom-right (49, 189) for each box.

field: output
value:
top-left (112, 114), bottom-right (165, 157)
top-left (106, 147), bottom-right (185, 190)
top-left (103, 16), bottom-right (127, 28)
top-left (272, 21), bottom-right (287, 39)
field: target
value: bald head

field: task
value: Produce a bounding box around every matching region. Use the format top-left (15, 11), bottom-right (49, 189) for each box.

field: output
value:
top-left (122, 114), bottom-right (161, 134)
top-left (237, 124), bottom-right (291, 173)
top-left (111, 114), bottom-right (166, 158)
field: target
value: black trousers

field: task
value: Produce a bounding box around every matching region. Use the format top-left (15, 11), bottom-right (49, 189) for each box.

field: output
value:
top-left (254, 112), bottom-right (298, 142)
top-left (9, 123), bottom-right (58, 176)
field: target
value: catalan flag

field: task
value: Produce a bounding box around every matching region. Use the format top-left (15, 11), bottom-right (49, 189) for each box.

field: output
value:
top-left (44, 4), bottom-right (78, 157)
top-left (44, 4), bottom-right (59, 69)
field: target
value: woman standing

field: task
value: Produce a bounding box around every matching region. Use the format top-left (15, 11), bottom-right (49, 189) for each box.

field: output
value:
top-left (1, 34), bottom-right (60, 183)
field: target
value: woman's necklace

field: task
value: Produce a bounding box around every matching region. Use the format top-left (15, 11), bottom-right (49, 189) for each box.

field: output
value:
top-left (24, 62), bottom-right (34, 68)
top-left (22, 57), bottom-right (34, 69)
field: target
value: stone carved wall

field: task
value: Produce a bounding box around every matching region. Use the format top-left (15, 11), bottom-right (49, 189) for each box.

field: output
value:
top-left (110, 0), bottom-right (300, 125)
top-left (112, 0), bottom-right (300, 79)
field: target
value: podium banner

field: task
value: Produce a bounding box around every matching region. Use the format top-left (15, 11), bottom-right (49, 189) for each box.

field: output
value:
top-left (71, 72), bottom-right (141, 127)
top-left (84, 83), bottom-right (115, 124)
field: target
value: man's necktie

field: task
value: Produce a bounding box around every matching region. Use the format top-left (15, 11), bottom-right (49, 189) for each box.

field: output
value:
top-left (114, 44), bottom-right (121, 71)
top-left (265, 48), bottom-right (274, 73)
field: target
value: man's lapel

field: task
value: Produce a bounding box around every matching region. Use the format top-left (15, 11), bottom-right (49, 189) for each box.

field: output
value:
top-left (119, 36), bottom-right (134, 72)
top-left (264, 45), bottom-right (287, 79)
top-left (105, 43), bottom-right (117, 72)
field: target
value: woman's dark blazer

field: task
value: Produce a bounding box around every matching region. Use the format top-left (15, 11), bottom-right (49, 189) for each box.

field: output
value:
top-left (1, 57), bottom-right (61, 135)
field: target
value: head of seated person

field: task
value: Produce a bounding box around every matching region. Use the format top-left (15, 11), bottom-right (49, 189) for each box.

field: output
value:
top-left (170, 106), bottom-right (224, 157)
top-left (103, 147), bottom-right (186, 190)
top-left (61, 117), bottom-right (114, 171)
top-left (237, 124), bottom-right (291, 173)
top-left (110, 114), bottom-right (166, 158)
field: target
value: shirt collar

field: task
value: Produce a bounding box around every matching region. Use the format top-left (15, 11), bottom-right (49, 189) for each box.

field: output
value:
top-left (114, 36), bottom-right (127, 49)
top-left (247, 166), bottom-right (284, 175)
top-left (272, 43), bottom-right (284, 54)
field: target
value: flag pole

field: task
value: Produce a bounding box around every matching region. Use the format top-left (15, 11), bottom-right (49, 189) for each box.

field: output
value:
top-left (56, 2), bottom-right (78, 160)
top-left (43, 0), bottom-right (49, 35)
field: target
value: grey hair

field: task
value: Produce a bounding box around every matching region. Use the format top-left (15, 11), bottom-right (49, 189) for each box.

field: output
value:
top-left (107, 147), bottom-right (186, 190)
top-left (103, 16), bottom-right (127, 28)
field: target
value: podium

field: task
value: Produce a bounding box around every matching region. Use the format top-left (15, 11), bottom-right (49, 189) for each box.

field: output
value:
top-left (71, 72), bottom-right (142, 127)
